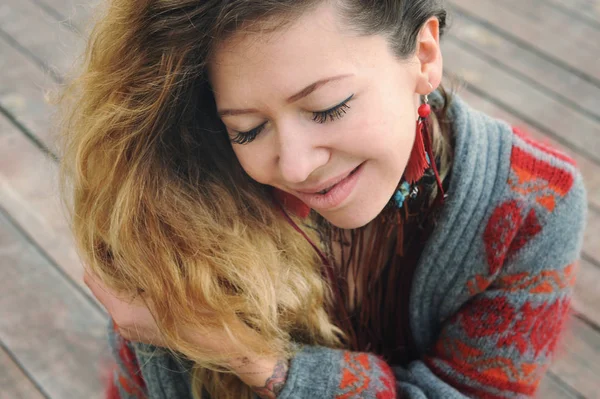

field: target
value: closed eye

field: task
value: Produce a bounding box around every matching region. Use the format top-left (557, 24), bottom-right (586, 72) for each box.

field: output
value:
top-left (229, 94), bottom-right (354, 145)
top-left (229, 123), bottom-right (266, 145)
top-left (312, 94), bottom-right (354, 124)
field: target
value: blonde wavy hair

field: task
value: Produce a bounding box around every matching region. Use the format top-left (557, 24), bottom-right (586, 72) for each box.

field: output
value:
top-left (57, 0), bottom-right (452, 398)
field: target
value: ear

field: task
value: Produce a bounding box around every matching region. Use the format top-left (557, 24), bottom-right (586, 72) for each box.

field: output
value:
top-left (415, 17), bottom-right (443, 95)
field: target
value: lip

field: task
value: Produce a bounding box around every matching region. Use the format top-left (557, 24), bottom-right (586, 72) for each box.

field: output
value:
top-left (292, 162), bottom-right (364, 211)
top-left (295, 166), bottom-right (359, 194)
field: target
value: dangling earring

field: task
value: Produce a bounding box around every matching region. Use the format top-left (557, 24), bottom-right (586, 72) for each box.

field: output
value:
top-left (272, 188), bottom-right (311, 219)
top-left (404, 83), bottom-right (433, 184)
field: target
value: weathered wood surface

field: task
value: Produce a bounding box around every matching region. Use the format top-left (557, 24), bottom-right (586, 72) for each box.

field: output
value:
top-left (0, 344), bottom-right (47, 399)
top-left (0, 0), bottom-right (599, 397)
top-left (0, 207), bottom-right (109, 399)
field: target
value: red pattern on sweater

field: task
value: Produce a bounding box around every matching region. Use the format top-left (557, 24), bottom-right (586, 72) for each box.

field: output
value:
top-left (512, 127), bottom-right (576, 166)
top-left (424, 357), bottom-right (529, 399)
top-left (336, 352), bottom-right (397, 399)
top-left (375, 357), bottom-right (397, 399)
top-left (483, 200), bottom-right (523, 275)
top-left (510, 146), bottom-right (574, 196)
top-left (509, 209), bottom-right (542, 254)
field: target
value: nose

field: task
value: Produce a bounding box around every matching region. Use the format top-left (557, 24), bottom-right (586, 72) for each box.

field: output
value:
top-left (276, 125), bottom-right (329, 185)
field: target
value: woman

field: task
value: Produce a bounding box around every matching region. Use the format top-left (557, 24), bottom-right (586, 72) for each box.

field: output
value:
top-left (59, 0), bottom-right (587, 398)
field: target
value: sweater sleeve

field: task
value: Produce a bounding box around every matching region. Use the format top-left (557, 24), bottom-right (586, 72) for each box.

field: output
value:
top-left (278, 168), bottom-right (586, 398)
top-left (106, 319), bottom-right (148, 399)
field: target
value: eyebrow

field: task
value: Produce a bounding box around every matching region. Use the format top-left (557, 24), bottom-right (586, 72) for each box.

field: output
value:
top-left (217, 74), bottom-right (353, 117)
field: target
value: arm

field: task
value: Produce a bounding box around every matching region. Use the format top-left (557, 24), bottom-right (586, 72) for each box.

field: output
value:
top-left (255, 170), bottom-right (586, 398)
top-left (230, 356), bottom-right (291, 399)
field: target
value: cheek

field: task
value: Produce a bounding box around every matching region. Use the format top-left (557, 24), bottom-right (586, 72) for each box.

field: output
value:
top-left (232, 145), bottom-right (272, 185)
top-left (344, 102), bottom-right (415, 159)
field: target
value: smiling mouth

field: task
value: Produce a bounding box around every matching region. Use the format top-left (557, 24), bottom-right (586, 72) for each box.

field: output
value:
top-left (317, 165), bottom-right (361, 195)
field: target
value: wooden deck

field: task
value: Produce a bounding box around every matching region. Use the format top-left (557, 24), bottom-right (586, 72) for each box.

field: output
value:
top-left (0, 0), bottom-right (599, 397)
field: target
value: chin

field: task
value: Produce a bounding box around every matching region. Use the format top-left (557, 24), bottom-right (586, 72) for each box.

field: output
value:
top-left (314, 168), bottom-right (400, 229)
top-left (317, 201), bottom-right (386, 230)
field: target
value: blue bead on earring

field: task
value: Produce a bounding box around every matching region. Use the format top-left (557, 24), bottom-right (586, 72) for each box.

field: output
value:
top-left (393, 181), bottom-right (411, 208)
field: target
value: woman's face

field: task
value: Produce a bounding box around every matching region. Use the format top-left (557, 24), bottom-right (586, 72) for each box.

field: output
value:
top-left (209, 3), bottom-right (441, 229)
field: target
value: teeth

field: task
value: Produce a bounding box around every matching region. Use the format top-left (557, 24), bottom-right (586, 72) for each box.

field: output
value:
top-left (315, 164), bottom-right (361, 195)
top-left (318, 186), bottom-right (333, 195)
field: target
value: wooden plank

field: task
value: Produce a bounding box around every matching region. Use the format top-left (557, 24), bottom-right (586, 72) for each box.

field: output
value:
top-left (26, 0), bottom-right (97, 31)
top-left (0, 210), bottom-right (109, 399)
top-left (441, 38), bottom-right (600, 164)
top-left (449, 0), bottom-right (600, 84)
top-left (583, 208), bottom-right (600, 266)
top-left (447, 11), bottom-right (600, 122)
top-left (0, 39), bottom-right (59, 152)
top-left (549, 316), bottom-right (600, 399)
top-left (572, 258), bottom-right (600, 330)
top-left (545, 0), bottom-right (600, 29)
top-left (0, 113), bottom-right (87, 292)
top-left (498, 0), bottom-right (600, 39)
top-left (0, 0), bottom-right (86, 77)
top-left (555, 0), bottom-right (600, 19)
top-left (0, 345), bottom-right (47, 399)
top-left (536, 372), bottom-right (583, 399)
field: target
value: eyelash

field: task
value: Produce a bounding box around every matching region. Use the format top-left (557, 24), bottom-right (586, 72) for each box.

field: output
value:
top-left (230, 94), bottom-right (354, 145)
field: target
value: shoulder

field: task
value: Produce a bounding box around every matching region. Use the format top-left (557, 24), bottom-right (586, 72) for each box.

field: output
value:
top-left (484, 126), bottom-right (587, 276)
top-left (505, 126), bottom-right (586, 233)
top-left (509, 127), bottom-right (585, 207)
top-left (445, 93), bottom-right (586, 227)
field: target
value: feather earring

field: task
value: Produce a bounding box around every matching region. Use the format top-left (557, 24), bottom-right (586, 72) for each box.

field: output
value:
top-left (404, 89), bottom-right (433, 184)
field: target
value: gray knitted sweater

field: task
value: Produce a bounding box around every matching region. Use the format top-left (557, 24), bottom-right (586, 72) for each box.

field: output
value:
top-left (107, 93), bottom-right (587, 398)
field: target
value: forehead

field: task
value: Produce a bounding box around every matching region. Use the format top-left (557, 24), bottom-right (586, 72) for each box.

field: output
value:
top-left (208, 3), bottom-right (381, 102)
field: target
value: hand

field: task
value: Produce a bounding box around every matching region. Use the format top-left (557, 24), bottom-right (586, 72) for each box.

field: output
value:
top-left (83, 269), bottom-right (167, 346)
top-left (83, 270), bottom-right (270, 357)
top-left (234, 356), bottom-right (290, 399)
top-left (83, 270), bottom-right (291, 394)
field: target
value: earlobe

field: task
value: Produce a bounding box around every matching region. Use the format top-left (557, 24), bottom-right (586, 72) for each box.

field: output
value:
top-left (415, 17), bottom-right (443, 95)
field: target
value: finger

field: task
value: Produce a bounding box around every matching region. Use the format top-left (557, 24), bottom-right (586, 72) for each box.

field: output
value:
top-left (83, 269), bottom-right (92, 288)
